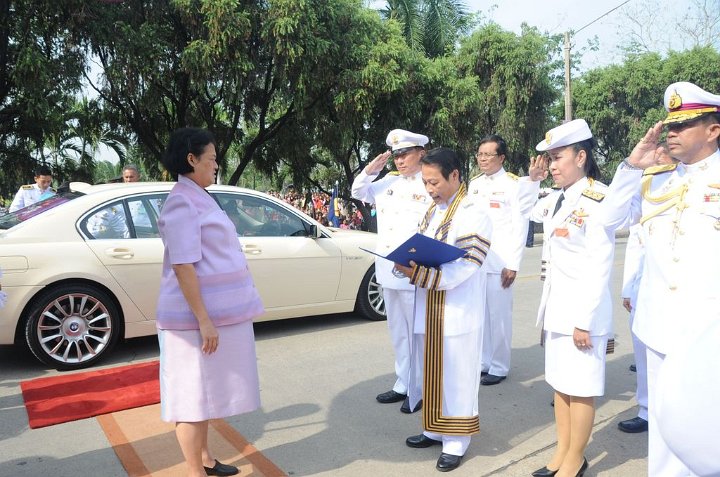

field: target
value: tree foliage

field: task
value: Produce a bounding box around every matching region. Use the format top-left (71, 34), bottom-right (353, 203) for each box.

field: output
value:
top-left (573, 46), bottom-right (720, 178)
top-left (0, 0), bottom-right (88, 199)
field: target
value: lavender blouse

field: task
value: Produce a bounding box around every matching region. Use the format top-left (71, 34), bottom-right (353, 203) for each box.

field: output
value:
top-left (156, 175), bottom-right (264, 330)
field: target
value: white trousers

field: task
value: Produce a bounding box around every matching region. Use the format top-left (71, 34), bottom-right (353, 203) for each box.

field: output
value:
top-left (481, 273), bottom-right (512, 376)
top-left (384, 288), bottom-right (422, 395)
top-left (415, 329), bottom-right (482, 456)
top-left (646, 347), bottom-right (695, 476)
top-left (629, 310), bottom-right (648, 420)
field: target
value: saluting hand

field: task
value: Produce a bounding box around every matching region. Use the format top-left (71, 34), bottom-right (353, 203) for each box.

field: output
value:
top-left (627, 121), bottom-right (664, 169)
top-left (528, 155), bottom-right (549, 182)
top-left (365, 151), bottom-right (393, 175)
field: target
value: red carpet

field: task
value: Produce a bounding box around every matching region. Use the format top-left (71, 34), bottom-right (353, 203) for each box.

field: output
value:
top-left (21, 360), bottom-right (160, 429)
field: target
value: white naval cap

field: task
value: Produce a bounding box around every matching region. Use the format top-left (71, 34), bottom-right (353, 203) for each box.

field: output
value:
top-left (663, 81), bottom-right (720, 125)
top-left (535, 118), bottom-right (593, 152)
top-left (386, 129), bottom-right (429, 152)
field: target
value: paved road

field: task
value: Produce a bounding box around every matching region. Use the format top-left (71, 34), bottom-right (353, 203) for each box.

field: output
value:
top-left (0, 235), bottom-right (648, 476)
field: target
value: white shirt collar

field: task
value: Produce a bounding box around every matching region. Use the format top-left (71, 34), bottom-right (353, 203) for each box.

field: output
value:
top-left (680, 149), bottom-right (720, 175)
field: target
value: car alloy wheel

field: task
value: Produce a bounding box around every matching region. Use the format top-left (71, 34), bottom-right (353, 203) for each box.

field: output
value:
top-left (355, 266), bottom-right (386, 321)
top-left (25, 284), bottom-right (121, 370)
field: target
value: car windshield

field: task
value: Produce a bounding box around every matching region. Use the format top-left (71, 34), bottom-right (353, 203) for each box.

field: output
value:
top-left (0, 191), bottom-right (84, 230)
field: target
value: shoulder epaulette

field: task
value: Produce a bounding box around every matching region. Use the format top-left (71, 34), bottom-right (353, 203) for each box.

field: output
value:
top-left (582, 188), bottom-right (605, 202)
top-left (506, 172), bottom-right (519, 181)
top-left (470, 173), bottom-right (485, 181)
top-left (21, 184), bottom-right (33, 190)
top-left (642, 163), bottom-right (677, 176)
top-left (388, 171), bottom-right (400, 176)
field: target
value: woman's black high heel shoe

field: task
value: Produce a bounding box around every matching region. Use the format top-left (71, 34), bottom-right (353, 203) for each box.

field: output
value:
top-left (575, 458), bottom-right (588, 477)
top-left (531, 466), bottom-right (557, 477)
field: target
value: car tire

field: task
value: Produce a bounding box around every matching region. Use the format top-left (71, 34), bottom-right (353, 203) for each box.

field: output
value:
top-left (24, 284), bottom-right (122, 370)
top-left (355, 265), bottom-right (386, 321)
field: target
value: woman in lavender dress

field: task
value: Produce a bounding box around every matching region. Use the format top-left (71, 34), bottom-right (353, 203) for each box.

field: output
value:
top-left (157, 128), bottom-right (264, 477)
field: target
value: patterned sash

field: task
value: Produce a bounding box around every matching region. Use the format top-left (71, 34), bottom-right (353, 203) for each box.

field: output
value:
top-left (417, 184), bottom-right (480, 435)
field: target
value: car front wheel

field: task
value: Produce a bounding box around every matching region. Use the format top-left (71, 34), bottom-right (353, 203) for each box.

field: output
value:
top-left (25, 284), bottom-right (122, 370)
top-left (355, 266), bottom-right (386, 321)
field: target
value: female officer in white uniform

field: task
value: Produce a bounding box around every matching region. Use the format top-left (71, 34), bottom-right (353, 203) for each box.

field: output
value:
top-left (529, 119), bottom-right (614, 477)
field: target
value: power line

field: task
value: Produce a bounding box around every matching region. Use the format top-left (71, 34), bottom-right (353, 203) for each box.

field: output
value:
top-left (575, 0), bottom-right (633, 34)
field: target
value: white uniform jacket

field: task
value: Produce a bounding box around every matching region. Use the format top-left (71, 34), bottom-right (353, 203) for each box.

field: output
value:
top-left (468, 169), bottom-right (539, 273)
top-left (351, 169), bottom-right (431, 290)
top-left (530, 177), bottom-right (614, 336)
top-left (601, 152), bottom-right (720, 354)
top-left (411, 197), bottom-right (493, 336)
top-left (9, 184), bottom-right (54, 212)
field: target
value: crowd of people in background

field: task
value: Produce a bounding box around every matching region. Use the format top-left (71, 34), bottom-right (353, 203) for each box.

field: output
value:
top-left (266, 189), bottom-right (372, 230)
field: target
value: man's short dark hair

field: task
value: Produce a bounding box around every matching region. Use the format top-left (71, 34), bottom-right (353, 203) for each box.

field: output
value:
top-left (162, 128), bottom-right (216, 179)
top-left (478, 134), bottom-right (508, 157)
top-left (420, 147), bottom-right (462, 181)
top-left (35, 165), bottom-right (52, 177)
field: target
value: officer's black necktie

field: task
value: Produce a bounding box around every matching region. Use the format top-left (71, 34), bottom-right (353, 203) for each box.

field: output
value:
top-left (552, 192), bottom-right (565, 217)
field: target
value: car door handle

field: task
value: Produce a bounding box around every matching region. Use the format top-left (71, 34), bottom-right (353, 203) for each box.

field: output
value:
top-left (105, 248), bottom-right (135, 259)
top-left (242, 244), bottom-right (262, 255)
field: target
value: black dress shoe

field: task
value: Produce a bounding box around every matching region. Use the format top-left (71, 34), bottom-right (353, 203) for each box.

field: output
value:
top-left (575, 457), bottom-right (588, 477)
top-left (481, 371), bottom-right (489, 377)
top-left (481, 374), bottom-right (506, 385)
top-left (405, 434), bottom-right (442, 448)
top-left (531, 465), bottom-right (558, 477)
top-left (204, 460), bottom-right (239, 476)
top-left (629, 364), bottom-right (637, 372)
top-left (400, 397), bottom-right (422, 413)
top-left (618, 416), bottom-right (648, 433)
top-left (436, 453), bottom-right (463, 472)
top-left (376, 389), bottom-right (406, 403)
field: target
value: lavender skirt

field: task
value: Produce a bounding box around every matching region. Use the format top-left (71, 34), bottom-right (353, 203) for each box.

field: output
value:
top-left (159, 321), bottom-right (260, 422)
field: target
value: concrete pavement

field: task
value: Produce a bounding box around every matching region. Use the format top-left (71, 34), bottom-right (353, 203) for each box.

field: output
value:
top-left (0, 235), bottom-right (648, 476)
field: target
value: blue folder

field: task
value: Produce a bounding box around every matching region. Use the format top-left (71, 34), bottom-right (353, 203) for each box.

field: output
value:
top-left (360, 233), bottom-right (466, 268)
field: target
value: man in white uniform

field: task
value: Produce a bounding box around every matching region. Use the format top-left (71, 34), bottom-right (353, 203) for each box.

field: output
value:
top-left (352, 129), bottom-right (432, 413)
top-left (395, 147), bottom-right (492, 472)
top-left (601, 81), bottom-right (720, 476)
top-left (618, 223), bottom-right (649, 434)
top-left (469, 134), bottom-right (540, 385)
top-left (617, 143), bottom-right (673, 435)
top-left (9, 165), bottom-right (54, 212)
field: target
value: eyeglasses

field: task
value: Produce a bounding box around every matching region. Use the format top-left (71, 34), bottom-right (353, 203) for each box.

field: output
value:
top-left (475, 152), bottom-right (499, 159)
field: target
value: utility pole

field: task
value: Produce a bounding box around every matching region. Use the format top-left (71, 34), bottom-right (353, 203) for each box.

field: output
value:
top-left (564, 32), bottom-right (572, 122)
top-left (562, 1), bottom-right (632, 123)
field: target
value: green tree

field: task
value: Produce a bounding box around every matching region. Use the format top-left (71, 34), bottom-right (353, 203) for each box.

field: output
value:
top-left (573, 46), bottom-right (720, 178)
top-left (0, 0), bottom-right (88, 196)
top-left (438, 23), bottom-right (561, 175)
top-left (381, 0), bottom-right (472, 58)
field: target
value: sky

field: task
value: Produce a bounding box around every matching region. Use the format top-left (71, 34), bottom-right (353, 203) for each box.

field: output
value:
top-left (372, 0), bottom-right (696, 69)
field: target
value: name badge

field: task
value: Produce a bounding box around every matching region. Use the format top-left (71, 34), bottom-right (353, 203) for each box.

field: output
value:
top-left (554, 228), bottom-right (569, 238)
top-left (490, 202), bottom-right (501, 208)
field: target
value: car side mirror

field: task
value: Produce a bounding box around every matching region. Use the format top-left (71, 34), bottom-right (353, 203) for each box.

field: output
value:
top-left (308, 224), bottom-right (322, 238)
